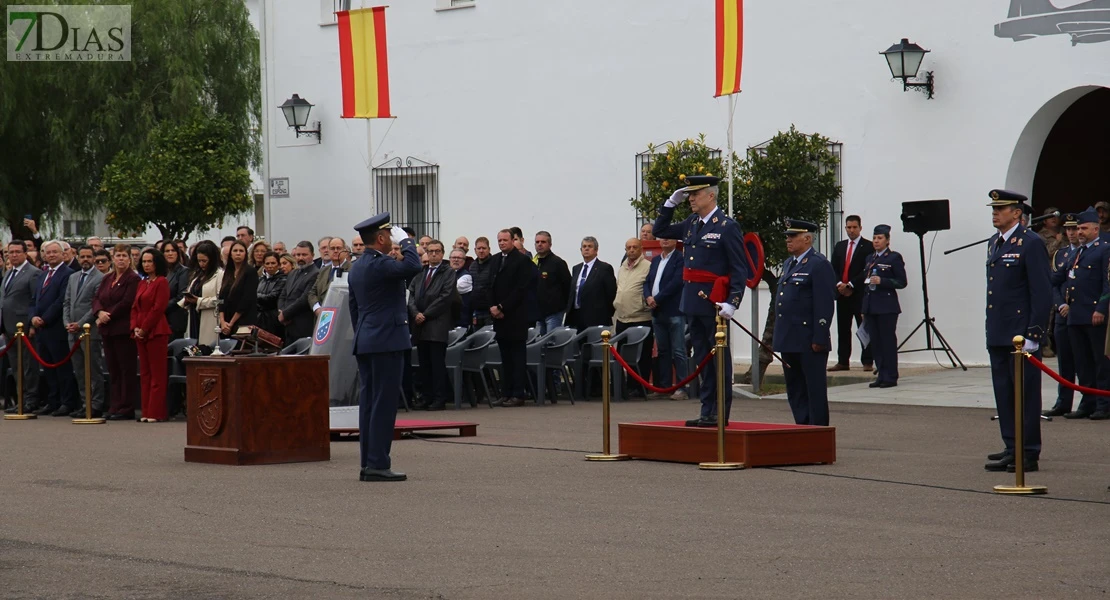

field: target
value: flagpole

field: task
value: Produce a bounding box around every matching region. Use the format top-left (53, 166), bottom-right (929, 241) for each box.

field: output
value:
top-left (367, 119), bottom-right (374, 211)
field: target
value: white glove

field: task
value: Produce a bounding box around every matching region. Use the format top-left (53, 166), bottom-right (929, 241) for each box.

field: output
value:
top-left (716, 302), bottom-right (735, 319)
top-left (664, 188), bottom-right (687, 208)
top-left (390, 225), bottom-right (407, 245)
top-left (1022, 339), bottom-right (1039, 353)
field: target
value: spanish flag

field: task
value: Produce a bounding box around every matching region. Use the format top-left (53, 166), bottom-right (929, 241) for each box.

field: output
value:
top-left (337, 7), bottom-right (392, 119)
top-left (714, 0), bottom-right (743, 97)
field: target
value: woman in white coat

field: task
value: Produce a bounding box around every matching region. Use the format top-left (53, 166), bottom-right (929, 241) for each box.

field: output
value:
top-left (179, 241), bottom-right (225, 348)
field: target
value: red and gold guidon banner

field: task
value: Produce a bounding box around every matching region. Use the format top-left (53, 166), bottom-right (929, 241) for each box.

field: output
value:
top-left (714, 0), bottom-right (743, 97)
top-left (337, 7), bottom-right (392, 118)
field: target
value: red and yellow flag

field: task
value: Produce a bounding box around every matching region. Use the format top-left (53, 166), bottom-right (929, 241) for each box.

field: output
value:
top-left (714, 0), bottom-right (743, 97)
top-left (337, 7), bottom-right (392, 119)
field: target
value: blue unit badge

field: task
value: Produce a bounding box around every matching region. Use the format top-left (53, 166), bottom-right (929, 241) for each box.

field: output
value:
top-left (314, 308), bottom-right (337, 345)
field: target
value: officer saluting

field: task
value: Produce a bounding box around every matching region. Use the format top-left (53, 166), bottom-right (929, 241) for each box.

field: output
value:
top-left (652, 175), bottom-right (748, 428)
top-left (771, 220), bottom-right (836, 426)
top-left (1044, 213), bottom-right (1080, 417)
top-left (983, 190), bottom-right (1050, 473)
top-left (348, 213), bottom-right (422, 482)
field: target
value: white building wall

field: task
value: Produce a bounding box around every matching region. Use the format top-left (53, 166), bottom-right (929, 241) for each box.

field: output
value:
top-left (259, 0), bottom-right (1110, 365)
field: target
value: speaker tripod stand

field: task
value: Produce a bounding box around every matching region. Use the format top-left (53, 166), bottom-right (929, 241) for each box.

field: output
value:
top-left (897, 231), bottom-right (967, 370)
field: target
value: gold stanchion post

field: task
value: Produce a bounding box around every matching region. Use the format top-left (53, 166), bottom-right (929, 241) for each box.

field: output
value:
top-left (993, 335), bottom-right (1046, 495)
top-left (73, 324), bottom-right (105, 425)
top-left (700, 316), bottom-right (742, 470)
top-left (586, 330), bottom-right (629, 461)
top-left (4, 323), bottom-right (35, 420)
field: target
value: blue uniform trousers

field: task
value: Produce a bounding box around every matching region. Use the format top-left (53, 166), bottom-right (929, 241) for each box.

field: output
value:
top-left (358, 350), bottom-right (404, 470)
top-left (864, 314), bottom-right (899, 384)
top-left (690, 315), bottom-right (731, 420)
top-left (1050, 319), bottom-right (1074, 412)
top-left (782, 350), bottom-right (830, 426)
top-left (1067, 324), bottom-right (1110, 414)
top-left (987, 346), bottom-right (1042, 457)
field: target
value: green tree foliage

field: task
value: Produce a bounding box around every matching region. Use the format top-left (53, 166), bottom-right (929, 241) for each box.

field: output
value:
top-left (0, 0), bottom-right (260, 238)
top-left (100, 114), bottom-right (253, 240)
top-left (630, 134), bottom-right (726, 224)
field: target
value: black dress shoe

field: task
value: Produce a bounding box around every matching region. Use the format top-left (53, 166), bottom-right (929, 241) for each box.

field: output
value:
top-left (1064, 411), bottom-right (1092, 419)
top-left (1007, 459), bottom-right (1039, 473)
top-left (868, 381), bottom-right (882, 388)
top-left (878, 382), bottom-right (897, 388)
top-left (986, 450), bottom-right (1013, 461)
top-left (33, 405), bottom-right (58, 416)
top-left (411, 401), bottom-right (430, 411)
top-left (502, 397), bottom-right (525, 407)
top-left (491, 397), bottom-right (508, 407)
top-left (106, 412), bottom-right (135, 421)
top-left (1089, 411), bottom-right (1110, 420)
top-left (68, 407), bottom-right (86, 418)
top-left (426, 403), bottom-right (445, 411)
top-left (1042, 407), bottom-right (1069, 417)
top-left (360, 468), bottom-right (407, 482)
top-left (985, 455), bottom-right (1016, 471)
top-left (52, 406), bottom-right (76, 417)
top-left (685, 417), bottom-right (709, 427)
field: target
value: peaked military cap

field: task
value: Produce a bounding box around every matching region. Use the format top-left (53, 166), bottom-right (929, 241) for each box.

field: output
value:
top-left (1077, 207), bottom-right (1099, 225)
top-left (873, 224), bottom-right (892, 236)
top-left (987, 189), bottom-right (1028, 207)
top-left (784, 219), bottom-right (819, 234)
top-left (354, 212), bottom-right (393, 240)
top-left (1062, 213), bottom-right (1079, 227)
top-left (682, 175), bottom-right (720, 192)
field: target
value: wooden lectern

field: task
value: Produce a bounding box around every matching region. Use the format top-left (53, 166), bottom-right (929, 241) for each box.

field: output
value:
top-left (183, 355), bottom-right (331, 465)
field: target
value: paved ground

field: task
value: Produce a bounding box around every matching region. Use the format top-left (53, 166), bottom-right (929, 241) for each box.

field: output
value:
top-left (2, 371), bottom-right (1108, 599)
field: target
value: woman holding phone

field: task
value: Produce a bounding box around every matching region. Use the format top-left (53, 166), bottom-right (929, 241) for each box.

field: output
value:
top-left (178, 241), bottom-right (224, 348)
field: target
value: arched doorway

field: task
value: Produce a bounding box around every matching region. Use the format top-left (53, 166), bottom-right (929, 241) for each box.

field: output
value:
top-left (1006, 85), bottom-right (1110, 215)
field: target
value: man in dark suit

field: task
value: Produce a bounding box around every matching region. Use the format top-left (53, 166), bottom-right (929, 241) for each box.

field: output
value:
top-left (1, 240), bottom-right (42, 413)
top-left (829, 215), bottom-right (874, 372)
top-left (407, 239), bottom-right (459, 411)
top-left (564, 236), bottom-right (616, 331)
top-left (644, 237), bottom-right (687, 400)
top-left (28, 240), bottom-right (76, 416)
top-left (349, 214), bottom-right (421, 482)
top-left (984, 190), bottom-right (1050, 473)
top-left (653, 175), bottom-right (749, 427)
top-left (772, 220), bottom-right (836, 427)
top-left (278, 241), bottom-right (320, 343)
top-left (490, 229), bottom-right (537, 407)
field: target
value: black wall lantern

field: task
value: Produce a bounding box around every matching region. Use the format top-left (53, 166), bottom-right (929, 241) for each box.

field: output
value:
top-left (880, 38), bottom-right (934, 99)
top-left (279, 94), bottom-right (322, 141)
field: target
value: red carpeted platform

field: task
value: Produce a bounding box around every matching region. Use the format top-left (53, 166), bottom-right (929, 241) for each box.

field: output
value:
top-left (330, 420), bottom-right (478, 440)
top-left (618, 421), bottom-right (835, 467)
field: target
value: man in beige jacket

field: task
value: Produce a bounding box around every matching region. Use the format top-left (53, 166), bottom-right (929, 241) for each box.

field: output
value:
top-left (614, 238), bottom-right (654, 397)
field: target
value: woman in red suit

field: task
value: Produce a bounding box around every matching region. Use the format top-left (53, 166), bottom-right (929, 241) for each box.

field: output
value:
top-left (131, 249), bottom-right (172, 422)
top-left (93, 244), bottom-right (141, 420)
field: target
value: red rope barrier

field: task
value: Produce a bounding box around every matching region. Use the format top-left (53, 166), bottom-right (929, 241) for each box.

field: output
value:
top-left (609, 345), bottom-right (715, 394)
top-left (1025, 353), bottom-right (1110, 397)
top-left (20, 335), bottom-right (83, 369)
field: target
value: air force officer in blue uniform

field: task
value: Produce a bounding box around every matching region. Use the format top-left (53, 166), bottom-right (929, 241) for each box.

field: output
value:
top-left (1045, 213), bottom-right (1080, 417)
top-left (772, 220), bottom-right (836, 427)
top-left (348, 213), bottom-right (421, 482)
top-left (983, 190), bottom-right (1050, 473)
top-left (1061, 207), bottom-right (1110, 420)
top-left (860, 225), bottom-right (907, 388)
top-left (652, 175), bottom-right (749, 427)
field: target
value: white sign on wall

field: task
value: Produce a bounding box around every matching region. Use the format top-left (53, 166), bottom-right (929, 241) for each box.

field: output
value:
top-left (269, 177), bottom-right (290, 198)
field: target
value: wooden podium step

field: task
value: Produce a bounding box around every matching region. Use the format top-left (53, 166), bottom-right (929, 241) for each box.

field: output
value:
top-left (618, 421), bottom-right (835, 467)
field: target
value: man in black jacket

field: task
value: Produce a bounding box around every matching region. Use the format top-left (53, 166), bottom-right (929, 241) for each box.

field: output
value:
top-left (829, 215), bottom-right (874, 372)
top-left (564, 236), bottom-right (617, 331)
top-left (469, 237), bottom-right (496, 328)
top-left (534, 230), bottom-right (571, 334)
top-left (278, 241), bottom-right (320, 342)
top-left (490, 229), bottom-right (537, 407)
top-left (408, 240), bottom-right (459, 410)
